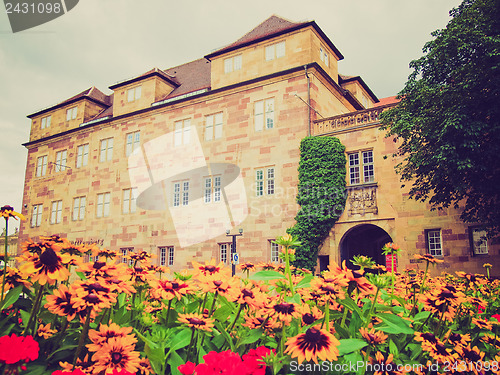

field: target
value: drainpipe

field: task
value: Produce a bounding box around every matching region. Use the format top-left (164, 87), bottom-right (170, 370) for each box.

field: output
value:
top-left (305, 65), bottom-right (311, 136)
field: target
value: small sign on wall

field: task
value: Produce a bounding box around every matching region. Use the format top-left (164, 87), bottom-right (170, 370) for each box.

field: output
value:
top-left (386, 254), bottom-right (397, 272)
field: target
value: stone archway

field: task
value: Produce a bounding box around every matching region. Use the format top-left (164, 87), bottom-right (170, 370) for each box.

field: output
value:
top-left (340, 224), bottom-right (392, 269)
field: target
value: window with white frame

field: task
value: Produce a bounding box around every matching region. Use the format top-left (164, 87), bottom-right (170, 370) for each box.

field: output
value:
top-left (174, 119), bottom-right (191, 146)
top-left (204, 176), bottom-right (221, 203)
top-left (72, 196), bottom-right (86, 221)
top-left (168, 247), bottom-right (174, 266)
top-left (471, 228), bottom-right (488, 255)
top-left (158, 247), bottom-right (166, 266)
top-left (126, 131), bottom-right (140, 156)
top-left (265, 40), bottom-right (285, 61)
top-left (173, 180), bottom-right (189, 207)
top-left (320, 46), bottom-right (329, 66)
top-left (76, 144), bottom-right (89, 168)
top-left (254, 98), bottom-right (274, 131)
top-left (99, 138), bottom-right (114, 162)
top-left (36, 155), bottom-right (47, 177)
top-left (31, 204), bottom-right (43, 227)
top-left (205, 113), bottom-right (223, 141)
top-left (66, 106), bottom-right (77, 121)
top-left (120, 248), bottom-right (134, 266)
top-left (55, 150), bottom-right (67, 172)
top-left (270, 241), bottom-right (282, 263)
top-left (127, 86), bottom-right (142, 102)
top-left (219, 243), bottom-right (233, 265)
top-left (224, 55), bottom-right (242, 73)
top-left (41, 115), bottom-right (51, 129)
top-left (348, 150), bottom-right (374, 185)
top-left (122, 188), bottom-right (137, 214)
top-left (96, 192), bottom-right (111, 218)
top-left (50, 200), bottom-right (62, 224)
top-left (426, 229), bottom-right (443, 257)
top-left (256, 167), bottom-right (275, 197)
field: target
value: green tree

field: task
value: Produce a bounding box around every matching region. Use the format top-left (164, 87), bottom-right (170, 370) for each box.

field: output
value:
top-left (288, 137), bottom-right (347, 271)
top-left (381, 0), bottom-right (500, 235)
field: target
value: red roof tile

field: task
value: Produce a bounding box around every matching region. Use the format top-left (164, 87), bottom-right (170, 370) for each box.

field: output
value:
top-left (376, 96), bottom-right (400, 106)
top-left (160, 58), bottom-right (211, 101)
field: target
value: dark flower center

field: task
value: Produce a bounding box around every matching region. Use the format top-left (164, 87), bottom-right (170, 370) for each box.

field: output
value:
top-left (302, 313), bottom-right (315, 325)
top-left (86, 293), bottom-right (100, 304)
top-left (435, 343), bottom-right (449, 356)
top-left (297, 328), bottom-right (329, 352)
top-left (242, 289), bottom-right (254, 298)
top-left (111, 352), bottom-right (123, 364)
top-left (204, 265), bottom-right (216, 273)
top-left (213, 280), bottom-right (223, 287)
top-left (274, 303), bottom-right (295, 315)
top-left (449, 333), bottom-right (461, 342)
top-left (93, 261), bottom-right (106, 269)
top-left (422, 333), bottom-right (438, 344)
top-left (463, 349), bottom-right (481, 362)
top-left (188, 317), bottom-right (205, 326)
top-left (39, 248), bottom-right (60, 269)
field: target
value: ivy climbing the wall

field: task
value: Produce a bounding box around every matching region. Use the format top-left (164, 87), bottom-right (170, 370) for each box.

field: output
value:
top-left (288, 136), bottom-right (347, 271)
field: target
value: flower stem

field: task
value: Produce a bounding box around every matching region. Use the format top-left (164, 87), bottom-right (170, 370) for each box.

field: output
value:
top-left (284, 246), bottom-right (294, 296)
top-left (0, 218), bottom-right (9, 307)
top-left (165, 299), bottom-right (173, 326)
top-left (73, 306), bottom-right (92, 368)
top-left (228, 304), bottom-right (243, 333)
top-left (23, 283), bottom-right (45, 336)
top-left (364, 286), bottom-right (380, 328)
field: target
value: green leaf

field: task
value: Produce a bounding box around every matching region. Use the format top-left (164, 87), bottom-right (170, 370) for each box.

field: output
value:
top-left (238, 328), bottom-right (264, 346)
top-left (167, 350), bottom-right (185, 375)
top-left (337, 339), bottom-right (368, 355)
top-left (389, 339), bottom-right (398, 355)
top-left (214, 321), bottom-right (235, 352)
top-left (295, 274), bottom-right (313, 289)
top-left (249, 270), bottom-right (286, 281)
top-left (0, 285), bottom-right (23, 311)
top-left (413, 311), bottom-right (431, 322)
top-left (284, 294), bottom-right (302, 304)
top-left (376, 313), bottom-right (414, 335)
top-left (168, 328), bottom-right (192, 352)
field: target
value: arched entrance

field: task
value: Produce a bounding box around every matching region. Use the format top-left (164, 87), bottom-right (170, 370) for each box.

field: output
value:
top-left (340, 224), bottom-right (392, 269)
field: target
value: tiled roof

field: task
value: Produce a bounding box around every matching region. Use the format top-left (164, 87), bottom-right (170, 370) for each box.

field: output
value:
top-left (28, 86), bottom-right (110, 118)
top-left (109, 67), bottom-right (179, 90)
top-left (376, 96), bottom-right (400, 106)
top-left (160, 58), bottom-right (211, 101)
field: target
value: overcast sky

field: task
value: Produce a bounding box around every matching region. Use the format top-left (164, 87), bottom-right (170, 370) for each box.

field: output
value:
top-left (0, 0), bottom-right (462, 232)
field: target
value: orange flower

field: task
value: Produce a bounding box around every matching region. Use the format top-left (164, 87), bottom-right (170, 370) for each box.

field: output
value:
top-left (414, 254), bottom-right (444, 264)
top-left (45, 284), bottom-right (86, 321)
top-left (192, 259), bottom-right (229, 278)
top-left (91, 337), bottom-right (141, 374)
top-left (37, 323), bottom-right (57, 339)
top-left (149, 278), bottom-right (193, 301)
top-left (296, 304), bottom-right (323, 326)
top-left (197, 275), bottom-right (240, 302)
top-left (87, 323), bottom-right (137, 352)
top-left (178, 313), bottom-right (214, 332)
top-left (19, 245), bottom-right (71, 285)
top-left (265, 300), bottom-right (301, 325)
top-left (359, 327), bottom-right (388, 346)
top-left (0, 205), bottom-right (26, 221)
top-left (71, 280), bottom-right (117, 314)
top-left (285, 327), bottom-right (340, 364)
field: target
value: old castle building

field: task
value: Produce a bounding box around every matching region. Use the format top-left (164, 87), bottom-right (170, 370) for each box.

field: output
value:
top-left (19, 16), bottom-right (498, 276)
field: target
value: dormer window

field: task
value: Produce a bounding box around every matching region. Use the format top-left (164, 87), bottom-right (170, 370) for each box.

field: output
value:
top-left (127, 86), bottom-right (142, 102)
top-left (66, 107), bottom-right (77, 121)
top-left (224, 55), bottom-right (242, 74)
top-left (320, 46), bottom-right (329, 67)
top-left (41, 115), bottom-right (51, 129)
top-left (265, 40), bottom-right (285, 61)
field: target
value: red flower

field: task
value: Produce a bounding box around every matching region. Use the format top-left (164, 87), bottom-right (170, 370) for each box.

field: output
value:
top-left (478, 305), bottom-right (485, 314)
top-left (178, 361), bottom-right (196, 375)
top-left (195, 351), bottom-right (250, 375)
top-left (242, 346), bottom-right (273, 375)
top-left (0, 334), bottom-right (39, 365)
top-left (492, 314), bottom-right (500, 322)
top-left (52, 370), bottom-right (86, 375)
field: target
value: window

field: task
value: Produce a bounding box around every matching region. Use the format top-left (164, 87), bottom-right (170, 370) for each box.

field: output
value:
top-left (219, 243), bottom-right (233, 264)
top-left (76, 144), bottom-right (89, 168)
top-left (99, 138), bottom-right (114, 162)
top-left (254, 98), bottom-right (274, 131)
top-left (320, 46), bottom-right (329, 66)
top-left (50, 200), bottom-right (62, 224)
top-left (36, 155), bottom-right (47, 177)
top-left (123, 188), bottom-right (138, 214)
top-left (31, 204), bottom-right (43, 227)
top-left (96, 192), bottom-right (111, 218)
top-left (72, 196), bottom-right (86, 221)
top-left (120, 248), bottom-right (134, 266)
top-left (204, 176), bottom-right (221, 203)
top-left (348, 150), bottom-right (374, 185)
top-left (173, 180), bottom-right (189, 207)
top-left (126, 131), bottom-right (140, 156)
top-left (256, 167), bottom-right (275, 197)
top-left (158, 246), bottom-right (175, 266)
top-left (205, 113), bottom-right (223, 141)
top-left (127, 86), bottom-right (142, 102)
top-left (265, 40), bottom-right (285, 61)
top-left (270, 241), bottom-right (282, 263)
top-left (41, 115), bottom-right (51, 129)
top-left (471, 228), bottom-right (488, 255)
top-left (66, 106), bottom-right (77, 121)
top-left (55, 150), bottom-right (67, 172)
top-left (224, 55), bottom-right (242, 73)
top-left (174, 119), bottom-right (191, 146)
top-left (426, 229), bottom-right (443, 257)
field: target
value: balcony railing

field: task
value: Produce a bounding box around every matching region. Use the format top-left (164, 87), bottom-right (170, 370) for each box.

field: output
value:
top-left (313, 104), bottom-right (395, 136)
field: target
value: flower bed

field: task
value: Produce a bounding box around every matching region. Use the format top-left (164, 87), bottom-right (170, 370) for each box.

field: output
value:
top-left (1, 207), bottom-right (500, 374)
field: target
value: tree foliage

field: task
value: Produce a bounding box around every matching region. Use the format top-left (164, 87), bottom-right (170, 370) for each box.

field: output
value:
top-left (381, 0), bottom-right (500, 235)
top-left (288, 136), bottom-right (347, 271)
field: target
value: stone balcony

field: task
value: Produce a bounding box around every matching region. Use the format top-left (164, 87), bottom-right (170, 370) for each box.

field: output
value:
top-left (313, 103), bottom-right (396, 136)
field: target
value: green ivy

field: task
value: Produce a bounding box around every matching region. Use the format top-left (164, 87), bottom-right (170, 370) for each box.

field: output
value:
top-left (288, 136), bottom-right (347, 271)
